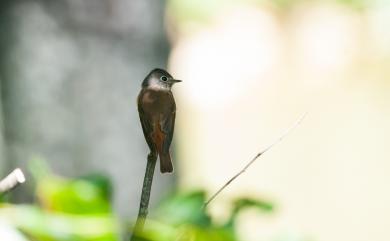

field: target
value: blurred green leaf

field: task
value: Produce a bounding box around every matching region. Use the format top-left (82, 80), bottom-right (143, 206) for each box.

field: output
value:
top-left (79, 174), bottom-right (113, 202)
top-left (0, 204), bottom-right (119, 241)
top-left (134, 219), bottom-right (177, 241)
top-left (226, 197), bottom-right (274, 228)
top-left (5, 160), bottom-right (295, 241)
top-left (29, 159), bottom-right (112, 214)
top-left (154, 191), bottom-right (211, 227)
top-left (139, 221), bottom-right (236, 241)
top-left (148, 192), bottom-right (275, 241)
top-left (232, 197), bottom-right (274, 213)
top-left (175, 225), bottom-right (236, 241)
top-left (36, 175), bottom-right (111, 214)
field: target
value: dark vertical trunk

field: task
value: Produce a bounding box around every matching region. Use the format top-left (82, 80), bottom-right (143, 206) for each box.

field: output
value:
top-left (0, 0), bottom-right (173, 216)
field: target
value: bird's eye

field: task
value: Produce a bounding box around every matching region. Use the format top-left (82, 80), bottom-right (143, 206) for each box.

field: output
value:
top-left (160, 76), bottom-right (168, 82)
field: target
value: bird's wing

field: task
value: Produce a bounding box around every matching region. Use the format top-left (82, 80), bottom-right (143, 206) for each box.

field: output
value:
top-left (161, 94), bottom-right (176, 153)
top-left (138, 91), bottom-right (155, 151)
top-left (161, 110), bottom-right (175, 153)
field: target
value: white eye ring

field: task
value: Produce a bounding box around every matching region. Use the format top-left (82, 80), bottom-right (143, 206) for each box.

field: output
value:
top-left (160, 76), bottom-right (168, 82)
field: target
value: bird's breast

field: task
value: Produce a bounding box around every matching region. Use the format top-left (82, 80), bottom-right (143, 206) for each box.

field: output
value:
top-left (140, 89), bottom-right (175, 114)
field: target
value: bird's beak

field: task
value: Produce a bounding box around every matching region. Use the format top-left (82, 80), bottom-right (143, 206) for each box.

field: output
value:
top-left (170, 79), bottom-right (182, 84)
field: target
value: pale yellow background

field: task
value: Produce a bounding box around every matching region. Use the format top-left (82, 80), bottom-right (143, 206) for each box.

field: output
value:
top-left (167, 2), bottom-right (390, 241)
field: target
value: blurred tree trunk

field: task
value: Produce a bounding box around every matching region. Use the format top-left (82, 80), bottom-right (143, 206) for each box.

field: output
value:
top-left (0, 0), bottom-right (15, 178)
top-left (0, 0), bottom-right (173, 217)
top-left (0, 82), bottom-right (6, 178)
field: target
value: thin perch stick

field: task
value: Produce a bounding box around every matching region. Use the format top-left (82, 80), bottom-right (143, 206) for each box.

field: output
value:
top-left (130, 154), bottom-right (157, 241)
top-left (204, 113), bottom-right (307, 208)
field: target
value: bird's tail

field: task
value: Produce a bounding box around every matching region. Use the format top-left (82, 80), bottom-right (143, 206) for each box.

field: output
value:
top-left (159, 152), bottom-right (173, 173)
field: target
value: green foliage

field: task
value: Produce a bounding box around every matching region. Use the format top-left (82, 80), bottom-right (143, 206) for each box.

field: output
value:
top-left (0, 160), bottom-right (119, 241)
top-left (232, 197), bottom-right (274, 213)
top-left (134, 191), bottom-right (275, 241)
top-left (30, 159), bottom-right (112, 214)
top-left (0, 160), bottom-right (309, 241)
top-left (154, 191), bottom-right (211, 227)
top-left (0, 205), bottom-right (118, 241)
top-left (36, 175), bottom-right (111, 214)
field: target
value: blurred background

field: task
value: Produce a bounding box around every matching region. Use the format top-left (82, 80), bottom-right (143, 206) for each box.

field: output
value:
top-left (0, 0), bottom-right (389, 241)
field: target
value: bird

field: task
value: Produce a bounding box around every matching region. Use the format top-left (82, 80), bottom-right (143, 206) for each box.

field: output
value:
top-left (137, 68), bottom-right (181, 173)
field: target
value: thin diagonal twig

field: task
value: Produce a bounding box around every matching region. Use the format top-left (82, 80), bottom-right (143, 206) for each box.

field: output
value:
top-left (204, 112), bottom-right (307, 208)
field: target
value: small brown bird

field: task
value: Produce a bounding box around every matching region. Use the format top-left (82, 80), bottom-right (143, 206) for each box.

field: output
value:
top-left (137, 69), bottom-right (181, 173)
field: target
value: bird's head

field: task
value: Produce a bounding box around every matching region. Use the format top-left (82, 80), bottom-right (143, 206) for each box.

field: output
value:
top-left (142, 68), bottom-right (182, 91)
